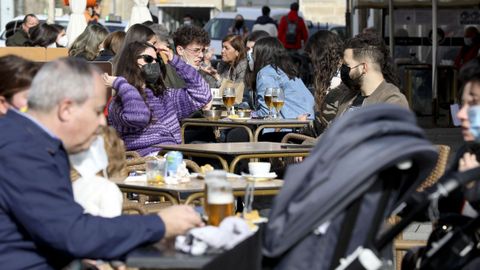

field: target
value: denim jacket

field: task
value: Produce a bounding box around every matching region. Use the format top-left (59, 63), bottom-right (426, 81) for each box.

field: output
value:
top-left (255, 65), bottom-right (314, 119)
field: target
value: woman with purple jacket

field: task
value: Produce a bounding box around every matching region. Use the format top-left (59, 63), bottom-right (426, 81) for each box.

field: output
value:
top-left (105, 42), bottom-right (211, 156)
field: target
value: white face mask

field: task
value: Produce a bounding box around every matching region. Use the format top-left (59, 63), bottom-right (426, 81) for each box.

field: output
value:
top-left (47, 43), bottom-right (57, 48)
top-left (247, 49), bottom-right (254, 71)
top-left (69, 136), bottom-right (109, 179)
top-left (57, 35), bottom-right (68, 47)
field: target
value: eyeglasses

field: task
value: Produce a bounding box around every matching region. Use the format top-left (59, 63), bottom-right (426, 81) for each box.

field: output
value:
top-left (183, 47), bottom-right (206, 55)
top-left (138, 54), bottom-right (159, 64)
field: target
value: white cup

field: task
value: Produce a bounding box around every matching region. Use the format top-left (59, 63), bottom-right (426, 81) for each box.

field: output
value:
top-left (248, 162), bottom-right (271, 176)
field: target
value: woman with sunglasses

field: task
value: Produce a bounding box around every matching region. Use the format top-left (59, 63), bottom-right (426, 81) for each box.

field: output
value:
top-left (105, 41), bottom-right (211, 156)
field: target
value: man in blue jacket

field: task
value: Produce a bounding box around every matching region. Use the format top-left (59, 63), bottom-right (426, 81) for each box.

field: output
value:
top-left (0, 58), bottom-right (203, 269)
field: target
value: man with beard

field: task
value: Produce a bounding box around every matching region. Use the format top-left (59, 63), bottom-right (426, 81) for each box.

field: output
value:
top-left (336, 33), bottom-right (409, 115)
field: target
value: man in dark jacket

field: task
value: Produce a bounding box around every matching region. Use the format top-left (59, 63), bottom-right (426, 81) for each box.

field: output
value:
top-left (278, 3), bottom-right (308, 50)
top-left (252, 6), bottom-right (278, 37)
top-left (0, 58), bottom-right (203, 269)
top-left (6, 14), bottom-right (38, 46)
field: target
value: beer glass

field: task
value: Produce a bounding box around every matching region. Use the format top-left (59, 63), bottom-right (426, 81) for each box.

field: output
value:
top-left (223, 87), bottom-right (236, 115)
top-left (264, 87), bottom-right (274, 119)
top-left (272, 88), bottom-right (285, 119)
top-left (204, 170), bottom-right (234, 226)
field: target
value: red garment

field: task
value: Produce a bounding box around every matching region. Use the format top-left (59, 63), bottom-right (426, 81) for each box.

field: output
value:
top-left (454, 44), bottom-right (480, 69)
top-left (278, 11), bottom-right (309, 50)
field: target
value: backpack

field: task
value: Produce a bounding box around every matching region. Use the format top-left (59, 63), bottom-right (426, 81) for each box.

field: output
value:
top-left (285, 18), bottom-right (298, 45)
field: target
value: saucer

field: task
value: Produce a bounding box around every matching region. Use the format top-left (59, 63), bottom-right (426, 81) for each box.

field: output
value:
top-left (241, 172), bottom-right (277, 181)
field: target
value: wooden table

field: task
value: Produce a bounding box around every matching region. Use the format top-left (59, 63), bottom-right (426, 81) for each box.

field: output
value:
top-left (180, 118), bottom-right (311, 142)
top-left (154, 142), bottom-right (312, 172)
top-left (112, 176), bottom-right (283, 205)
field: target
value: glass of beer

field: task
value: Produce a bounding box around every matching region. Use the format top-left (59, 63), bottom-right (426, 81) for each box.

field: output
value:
top-left (223, 87), bottom-right (236, 115)
top-left (146, 159), bottom-right (166, 185)
top-left (204, 170), bottom-right (234, 226)
top-left (272, 88), bottom-right (285, 119)
top-left (264, 87), bottom-right (274, 119)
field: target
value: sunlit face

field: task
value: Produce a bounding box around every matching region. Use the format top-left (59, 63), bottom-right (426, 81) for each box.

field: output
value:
top-left (23, 16), bottom-right (39, 34)
top-left (64, 73), bottom-right (107, 154)
top-left (343, 48), bottom-right (365, 80)
top-left (137, 47), bottom-right (158, 67)
top-left (457, 81), bottom-right (480, 141)
top-left (221, 41), bottom-right (239, 64)
top-left (177, 42), bottom-right (204, 68)
top-left (246, 41), bottom-right (255, 51)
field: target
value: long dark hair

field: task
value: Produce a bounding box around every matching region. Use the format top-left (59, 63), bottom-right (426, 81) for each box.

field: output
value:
top-left (249, 36), bottom-right (298, 90)
top-left (28, 23), bottom-right (59, 47)
top-left (344, 32), bottom-right (400, 87)
top-left (305, 30), bottom-right (344, 111)
top-left (115, 41), bottom-right (166, 99)
top-left (0, 55), bottom-right (40, 102)
top-left (113, 24), bottom-right (157, 72)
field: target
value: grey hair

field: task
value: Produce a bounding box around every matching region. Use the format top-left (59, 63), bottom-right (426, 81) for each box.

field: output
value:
top-left (148, 23), bottom-right (172, 44)
top-left (28, 58), bottom-right (101, 112)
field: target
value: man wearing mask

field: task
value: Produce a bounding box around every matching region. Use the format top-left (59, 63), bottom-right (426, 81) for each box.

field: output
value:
top-left (455, 26), bottom-right (480, 69)
top-left (336, 33), bottom-right (409, 115)
top-left (228, 14), bottom-right (249, 38)
top-left (6, 14), bottom-right (39, 46)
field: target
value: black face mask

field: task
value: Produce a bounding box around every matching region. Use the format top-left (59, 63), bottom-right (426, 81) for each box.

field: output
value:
top-left (142, 63), bottom-right (161, 84)
top-left (340, 64), bottom-right (363, 90)
top-left (235, 20), bottom-right (244, 29)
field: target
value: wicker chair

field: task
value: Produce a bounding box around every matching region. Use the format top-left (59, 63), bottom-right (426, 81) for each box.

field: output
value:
top-left (280, 133), bottom-right (316, 145)
top-left (393, 144), bottom-right (451, 270)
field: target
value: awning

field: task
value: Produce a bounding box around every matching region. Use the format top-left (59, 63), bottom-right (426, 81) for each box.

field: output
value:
top-left (353, 0), bottom-right (480, 9)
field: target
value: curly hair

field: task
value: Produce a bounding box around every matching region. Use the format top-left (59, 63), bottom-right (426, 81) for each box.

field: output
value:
top-left (344, 32), bottom-right (400, 87)
top-left (173, 25), bottom-right (210, 48)
top-left (305, 30), bottom-right (344, 111)
top-left (69, 23), bottom-right (109, 61)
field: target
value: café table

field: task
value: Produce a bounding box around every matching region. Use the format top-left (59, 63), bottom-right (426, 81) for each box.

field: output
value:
top-left (180, 118), bottom-right (312, 142)
top-left (112, 176), bottom-right (284, 205)
top-left (125, 223), bottom-right (263, 270)
top-left (154, 142), bottom-right (312, 172)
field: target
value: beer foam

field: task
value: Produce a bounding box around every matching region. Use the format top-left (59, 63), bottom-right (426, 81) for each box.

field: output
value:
top-left (208, 192), bottom-right (234, 204)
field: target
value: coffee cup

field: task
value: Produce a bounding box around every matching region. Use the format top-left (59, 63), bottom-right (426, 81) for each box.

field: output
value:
top-left (248, 162), bottom-right (271, 176)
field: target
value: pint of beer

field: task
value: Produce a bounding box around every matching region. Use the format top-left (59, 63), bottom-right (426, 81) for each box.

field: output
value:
top-left (204, 170), bottom-right (234, 226)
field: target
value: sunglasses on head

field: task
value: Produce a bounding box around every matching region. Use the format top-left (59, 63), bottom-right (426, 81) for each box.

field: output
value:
top-left (138, 54), bottom-right (159, 64)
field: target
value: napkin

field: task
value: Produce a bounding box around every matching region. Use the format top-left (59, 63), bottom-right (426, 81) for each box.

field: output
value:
top-left (175, 217), bottom-right (253, 256)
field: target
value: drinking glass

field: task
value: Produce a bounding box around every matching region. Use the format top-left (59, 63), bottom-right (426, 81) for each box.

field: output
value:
top-left (204, 170), bottom-right (234, 226)
top-left (264, 87), bottom-right (274, 119)
top-left (146, 158), bottom-right (166, 185)
top-left (272, 88), bottom-right (285, 119)
top-left (222, 87), bottom-right (236, 115)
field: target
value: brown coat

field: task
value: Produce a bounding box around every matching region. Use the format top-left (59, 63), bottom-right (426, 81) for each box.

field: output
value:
top-left (336, 80), bottom-right (409, 117)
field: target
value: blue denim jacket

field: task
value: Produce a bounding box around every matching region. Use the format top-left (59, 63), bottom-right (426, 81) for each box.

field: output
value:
top-left (255, 65), bottom-right (314, 119)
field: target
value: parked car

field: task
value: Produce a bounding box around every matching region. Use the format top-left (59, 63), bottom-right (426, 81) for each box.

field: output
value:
top-left (203, 7), bottom-right (290, 57)
top-left (0, 15), bottom-right (127, 47)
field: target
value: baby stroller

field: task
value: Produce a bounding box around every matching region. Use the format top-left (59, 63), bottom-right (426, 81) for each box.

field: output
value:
top-left (262, 104), bottom-right (439, 270)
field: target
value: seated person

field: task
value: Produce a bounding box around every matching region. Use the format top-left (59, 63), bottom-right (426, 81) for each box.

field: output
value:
top-left (0, 57), bottom-right (203, 269)
top-left (106, 42), bottom-right (211, 156)
top-left (0, 55), bottom-right (41, 115)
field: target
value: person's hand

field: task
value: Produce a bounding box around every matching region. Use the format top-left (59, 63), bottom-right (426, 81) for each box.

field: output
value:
top-left (203, 99), bottom-right (213, 110)
top-left (201, 65), bottom-right (219, 80)
top-left (156, 44), bottom-right (174, 62)
top-left (157, 205), bottom-right (204, 238)
top-left (203, 47), bottom-right (214, 63)
top-left (103, 73), bottom-right (116, 87)
top-left (297, 113), bottom-right (311, 121)
top-left (459, 152), bottom-right (480, 172)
